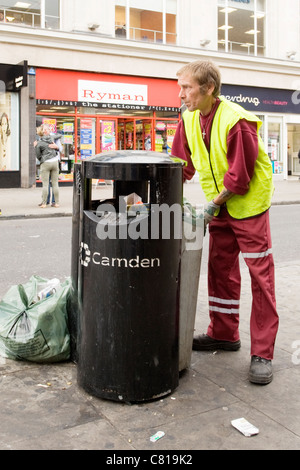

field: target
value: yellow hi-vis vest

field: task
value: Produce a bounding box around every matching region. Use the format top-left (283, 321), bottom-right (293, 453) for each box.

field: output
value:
top-left (182, 98), bottom-right (274, 219)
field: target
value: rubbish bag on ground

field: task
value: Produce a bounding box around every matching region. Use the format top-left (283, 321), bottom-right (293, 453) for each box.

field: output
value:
top-left (0, 275), bottom-right (71, 363)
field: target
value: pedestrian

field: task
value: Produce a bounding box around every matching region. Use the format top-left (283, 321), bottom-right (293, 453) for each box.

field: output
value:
top-left (172, 60), bottom-right (279, 385)
top-left (34, 124), bottom-right (60, 208)
top-left (46, 133), bottom-right (63, 206)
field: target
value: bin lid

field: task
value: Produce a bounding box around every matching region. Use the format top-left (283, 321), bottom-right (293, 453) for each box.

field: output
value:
top-left (83, 150), bottom-right (185, 180)
top-left (87, 150), bottom-right (183, 165)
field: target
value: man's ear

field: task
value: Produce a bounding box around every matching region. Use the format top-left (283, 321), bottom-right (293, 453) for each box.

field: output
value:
top-left (207, 83), bottom-right (215, 96)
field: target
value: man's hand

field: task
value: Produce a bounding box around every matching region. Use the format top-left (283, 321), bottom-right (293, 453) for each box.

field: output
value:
top-left (204, 200), bottom-right (220, 224)
top-left (49, 143), bottom-right (59, 150)
top-left (204, 187), bottom-right (236, 224)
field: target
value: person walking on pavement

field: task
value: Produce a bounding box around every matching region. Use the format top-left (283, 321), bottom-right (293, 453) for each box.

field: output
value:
top-left (34, 124), bottom-right (60, 208)
top-left (172, 60), bottom-right (279, 385)
top-left (46, 133), bottom-right (63, 206)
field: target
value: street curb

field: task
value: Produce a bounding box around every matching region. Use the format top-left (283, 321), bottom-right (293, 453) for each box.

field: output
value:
top-left (272, 201), bottom-right (300, 206)
top-left (0, 212), bottom-right (73, 221)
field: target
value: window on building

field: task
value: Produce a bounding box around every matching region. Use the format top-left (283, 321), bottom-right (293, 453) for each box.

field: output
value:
top-left (218, 0), bottom-right (265, 56)
top-left (115, 0), bottom-right (177, 45)
top-left (45, 0), bottom-right (60, 29)
top-left (0, 0), bottom-right (60, 29)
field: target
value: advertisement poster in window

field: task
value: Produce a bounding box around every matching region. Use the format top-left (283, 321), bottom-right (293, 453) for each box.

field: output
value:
top-left (0, 93), bottom-right (19, 172)
top-left (80, 118), bottom-right (93, 159)
top-left (42, 118), bottom-right (57, 133)
top-left (101, 121), bottom-right (115, 152)
top-left (167, 123), bottom-right (177, 154)
top-left (155, 121), bottom-right (166, 152)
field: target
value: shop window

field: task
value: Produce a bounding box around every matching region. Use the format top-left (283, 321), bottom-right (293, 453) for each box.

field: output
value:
top-left (36, 105), bottom-right (180, 164)
top-left (115, 0), bottom-right (177, 45)
top-left (218, 0), bottom-right (265, 56)
top-left (0, 0), bottom-right (60, 29)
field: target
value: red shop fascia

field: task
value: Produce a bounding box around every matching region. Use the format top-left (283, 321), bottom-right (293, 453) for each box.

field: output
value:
top-left (35, 68), bottom-right (181, 159)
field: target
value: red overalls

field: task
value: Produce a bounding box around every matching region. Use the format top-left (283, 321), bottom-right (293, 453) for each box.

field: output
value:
top-left (207, 207), bottom-right (279, 360)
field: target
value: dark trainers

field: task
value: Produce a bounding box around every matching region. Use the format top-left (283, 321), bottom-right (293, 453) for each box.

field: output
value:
top-left (192, 334), bottom-right (241, 351)
top-left (249, 356), bottom-right (273, 385)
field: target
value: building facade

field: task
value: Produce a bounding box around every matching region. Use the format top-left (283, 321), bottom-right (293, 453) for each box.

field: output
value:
top-left (0, 0), bottom-right (300, 187)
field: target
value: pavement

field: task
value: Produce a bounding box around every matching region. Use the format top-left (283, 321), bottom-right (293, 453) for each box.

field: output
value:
top-left (0, 177), bottom-right (300, 220)
top-left (0, 178), bottom-right (300, 451)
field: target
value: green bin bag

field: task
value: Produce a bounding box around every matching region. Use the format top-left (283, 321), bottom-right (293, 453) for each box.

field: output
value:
top-left (0, 275), bottom-right (71, 363)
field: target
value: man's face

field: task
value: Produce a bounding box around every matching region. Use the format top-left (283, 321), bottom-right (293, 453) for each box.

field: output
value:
top-left (178, 73), bottom-right (213, 113)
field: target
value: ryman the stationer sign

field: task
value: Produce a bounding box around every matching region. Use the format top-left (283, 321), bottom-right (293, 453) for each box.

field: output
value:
top-left (78, 80), bottom-right (148, 106)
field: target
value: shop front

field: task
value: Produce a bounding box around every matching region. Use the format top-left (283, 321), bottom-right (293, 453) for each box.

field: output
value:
top-left (0, 61), bottom-right (27, 188)
top-left (222, 84), bottom-right (300, 179)
top-left (35, 70), bottom-right (300, 183)
top-left (35, 69), bottom-right (181, 183)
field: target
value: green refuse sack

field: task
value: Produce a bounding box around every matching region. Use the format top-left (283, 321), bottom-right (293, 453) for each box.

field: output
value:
top-left (0, 275), bottom-right (71, 363)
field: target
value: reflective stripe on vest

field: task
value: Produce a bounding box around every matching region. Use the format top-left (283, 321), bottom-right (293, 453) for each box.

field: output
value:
top-left (182, 98), bottom-right (274, 219)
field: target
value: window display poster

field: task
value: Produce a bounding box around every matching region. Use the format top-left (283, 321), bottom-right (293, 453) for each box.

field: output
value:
top-left (80, 118), bottom-right (93, 159)
top-left (63, 122), bottom-right (74, 133)
top-left (155, 134), bottom-right (164, 152)
top-left (167, 123), bottom-right (177, 154)
top-left (268, 138), bottom-right (278, 161)
top-left (0, 92), bottom-right (19, 172)
top-left (101, 121), bottom-right (115, 152)
top-left (63, 135), bottom-right (73, 145)
top-left (43, 118), bottom-right (57, 133)
top-left (272, 161), bottom-right (283, 174)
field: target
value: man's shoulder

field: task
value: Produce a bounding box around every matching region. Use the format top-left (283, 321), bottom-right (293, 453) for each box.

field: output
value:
top-left (218, 97), bottom-right (259, 123)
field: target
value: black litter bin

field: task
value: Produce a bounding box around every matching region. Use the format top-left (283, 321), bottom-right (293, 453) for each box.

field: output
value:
top-left (75, 150), bottom-right (183, 402)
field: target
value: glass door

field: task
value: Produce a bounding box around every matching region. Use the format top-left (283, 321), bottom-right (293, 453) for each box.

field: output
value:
top-left (117, 119), bottom-right (134, 150)
top-left (125, 120), bottom-right (134, 150)
top-left (287, 123), bottom-right (300, 176)
top-left (117, 118), bottom-right (152, 150)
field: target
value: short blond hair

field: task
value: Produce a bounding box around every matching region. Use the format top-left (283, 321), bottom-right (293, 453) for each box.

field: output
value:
top-left (36, 125), bottom-right (44, 137)
top-left (177, 60), bottom-right (222, 97)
